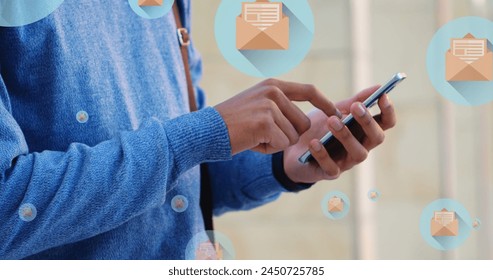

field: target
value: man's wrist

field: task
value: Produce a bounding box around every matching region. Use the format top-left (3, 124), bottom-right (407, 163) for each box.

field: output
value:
top-left (272, 152), bottom-right (313, 192)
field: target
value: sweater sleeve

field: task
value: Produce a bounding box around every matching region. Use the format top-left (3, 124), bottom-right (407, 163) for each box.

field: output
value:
top-left (207, 151), bottom-right (286, 216)
top-left (0, 76), bottom-right (231, 259)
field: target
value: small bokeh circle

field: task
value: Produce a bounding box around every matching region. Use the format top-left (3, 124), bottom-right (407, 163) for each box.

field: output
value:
top-left (128, 0), bottom-right (175, 20)
top-left (171, 195), bottom-right (189, 213)
top-left (214, 0), bottom-right (315, 77)
top-left (76, 111), bottom-right (89, 124)
top-left (185, 230), bottom-right (236, 260)
top-left (419, 199), bottom-right (472, 251)
top-left (427, 16), bottom-right (493, 106)
top-left (0, 0), bottom-right (65, 27)
top-left (321, 191), bottom-right (350, 220)
top-left (367, 189), bottom-right (381, 202)
top-left (472, 218), bottom-right (481, 230)
top-left (18, 203), bottom-right (37, 222)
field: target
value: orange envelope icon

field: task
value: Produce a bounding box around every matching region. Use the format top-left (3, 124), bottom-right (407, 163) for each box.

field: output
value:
top-left (446, 33), bottom-right (493, 81)
top-left (236, 0), bottom-right (289, 50)
top-left (138, 0), bottom-right (163, 6)
top-left (328, 196), bottom-right (344, 213)
top-left (430, 208), bottom-right (459, 237)
top-left (369, 191), bottom-right (378, 199)
top-left (195, 242), bottom-right (223, 260)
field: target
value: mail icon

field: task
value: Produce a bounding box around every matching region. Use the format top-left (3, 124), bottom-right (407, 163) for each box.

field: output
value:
top-left (328, 196), bottom-right (344, 213)
top-left (430, 208), bottom-right (459, 237)
top-left (236, 0), bottom-right (289, 50)
top-left (195, 242), bottom-right (223, 260)
top-left (369, 191), bottom-right (378, 199)
top-left (446, 33), bottom-right (493, 81)
top-left (138, 0), bottom-right (163, 6)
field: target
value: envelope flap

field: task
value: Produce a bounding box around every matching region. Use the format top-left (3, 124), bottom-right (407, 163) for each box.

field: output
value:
top-left (469, 51), bottom-right (493, 74)
top-left (456, 64), bottom-right (490, 81)
top-left (236, 13), bottom-right (289, 50)
top-left (430, 221), bottom-right (455, 236)
top-left (262, 16), bottom-right (289, 37)
top-left (139, 0), bottom-right (162, 5)
top-left (446, 51), bottom-right (471, 80)
top-left (236, 16), bottom-right (263, 49)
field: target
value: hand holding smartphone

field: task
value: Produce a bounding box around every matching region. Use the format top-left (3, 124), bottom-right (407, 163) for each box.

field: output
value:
top-left (298, 73), bottom-right (407, 164)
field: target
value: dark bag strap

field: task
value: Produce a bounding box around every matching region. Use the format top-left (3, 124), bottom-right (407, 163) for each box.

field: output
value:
top-left (172, 2), bottom-right (214, 231)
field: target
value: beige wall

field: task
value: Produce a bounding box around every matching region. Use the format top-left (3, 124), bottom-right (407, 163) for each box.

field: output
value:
top-left (191, 0), bottom-right (493, 259)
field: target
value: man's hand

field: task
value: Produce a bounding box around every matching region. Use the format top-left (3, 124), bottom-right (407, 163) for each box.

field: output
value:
top-left (215, 79), bottom-right (340, 155)
top-left (283, 86), bottom-right (397, 183)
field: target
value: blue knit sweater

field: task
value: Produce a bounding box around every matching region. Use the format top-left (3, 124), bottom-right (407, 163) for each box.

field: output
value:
top-left (0, 0), bottom-right (295, 259)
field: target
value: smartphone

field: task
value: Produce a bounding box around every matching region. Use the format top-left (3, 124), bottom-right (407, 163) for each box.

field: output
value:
top-left (298, 72), bottom-right (407, 164)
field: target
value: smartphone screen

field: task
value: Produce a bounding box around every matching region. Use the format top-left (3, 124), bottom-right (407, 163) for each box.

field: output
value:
top-left (298, 73), bottom-right (407, 164)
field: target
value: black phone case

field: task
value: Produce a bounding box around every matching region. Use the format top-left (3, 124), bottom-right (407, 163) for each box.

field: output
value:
top-left (307, 115), bottom-right (382, 163)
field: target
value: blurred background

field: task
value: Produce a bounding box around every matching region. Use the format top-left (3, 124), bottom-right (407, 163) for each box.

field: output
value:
top-left (191, 0), bottom-right (493, 259)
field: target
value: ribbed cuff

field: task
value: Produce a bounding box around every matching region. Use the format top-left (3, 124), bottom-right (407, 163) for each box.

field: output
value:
top-left (164, 107), bottom-right (232, 173)
top-left (272, 152), bottom-right (313, 192)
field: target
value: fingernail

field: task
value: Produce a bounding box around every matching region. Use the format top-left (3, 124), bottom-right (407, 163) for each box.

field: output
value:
top-left (311, 141), bottom-right (322, 152)
top-left (329, 117), bottom-right (344, 131)
top-left (355, 103), bottom-right (366, 117)
top-left (335, 109), bottom-right (343, 119)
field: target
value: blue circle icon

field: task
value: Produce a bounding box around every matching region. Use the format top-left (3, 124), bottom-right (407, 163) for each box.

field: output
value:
top-left (185, 230), bottom-right (236, 260)
top-left (321, 191), bottom-right (350, 220)
top-left (472, 218), bottom-right (481, 230)
top-left (427, 17), bottom-right (493, 106)
top-left (18, 203), bottom-right (37, 222)
top-left (215, 0), bottom-right (315, 77)
top-left (367, 189), bottom-right (381, 202)
top-left (128, 0), bottom-right (174, 20)
top-left (0, 0), bottom-right (65, 27)
top-left (171, 195), bottom-right (189, 213)
top-left (76, 111), bottom-right (89, 124)
top-left (419, 199), bottom-right (472, 251)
